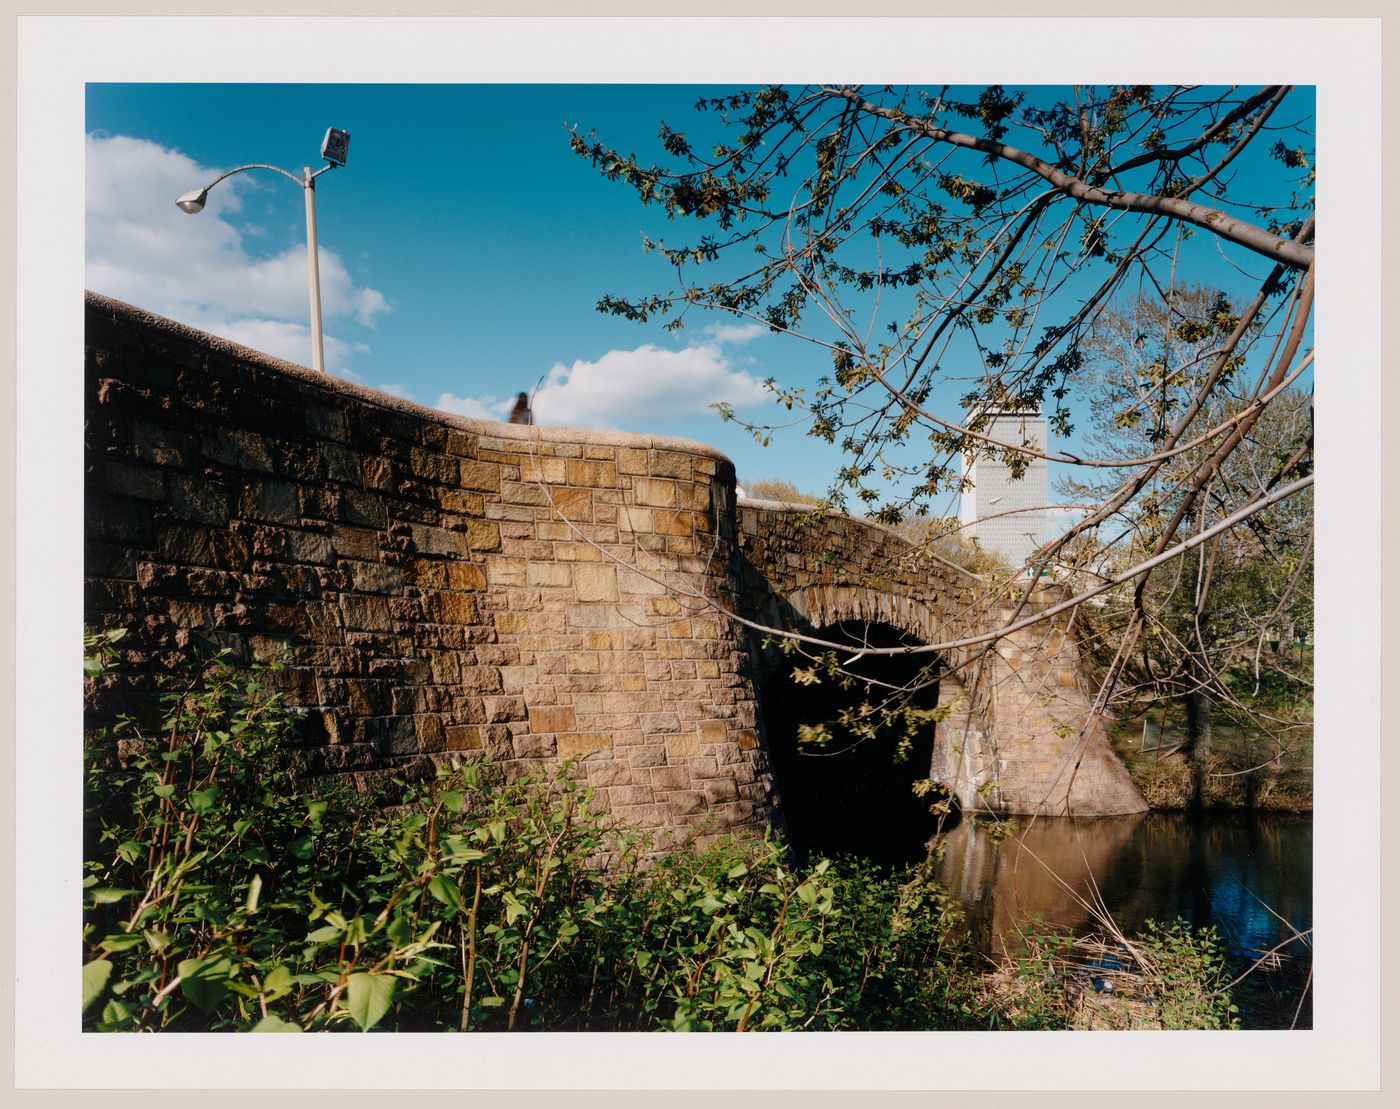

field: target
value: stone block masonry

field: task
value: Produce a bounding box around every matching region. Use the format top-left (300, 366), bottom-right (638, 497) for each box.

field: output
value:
top-left (84, 292), bottom-right (1145, 835)
top-left (84, 294), bottom-right (769, 846)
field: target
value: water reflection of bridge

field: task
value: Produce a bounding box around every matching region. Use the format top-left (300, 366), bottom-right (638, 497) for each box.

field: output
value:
top-left (934, 812), bottom-right (1314, 1027)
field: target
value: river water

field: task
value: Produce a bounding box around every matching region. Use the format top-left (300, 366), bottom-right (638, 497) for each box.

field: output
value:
top-left (931, 811), bottom-right (1313, 1029)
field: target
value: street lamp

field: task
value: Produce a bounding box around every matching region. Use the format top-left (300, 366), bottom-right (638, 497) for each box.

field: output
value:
top-left (177, 128), bottom-right (351, 375)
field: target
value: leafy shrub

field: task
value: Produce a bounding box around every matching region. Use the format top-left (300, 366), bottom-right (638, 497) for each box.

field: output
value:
top-left (82, 642), bottom-right (976, 1032)
top-left (82, 638), bottom-right (1235, 1033)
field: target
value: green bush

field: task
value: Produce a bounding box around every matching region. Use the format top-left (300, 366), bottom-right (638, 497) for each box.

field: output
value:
top-left (82, 642), bottom-right (978, 1032)
top-left (82, 638), bottom-right (1235, 1032)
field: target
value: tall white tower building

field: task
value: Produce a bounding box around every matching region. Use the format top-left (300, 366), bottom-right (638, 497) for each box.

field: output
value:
top-left (959, 410), bottom-right (1048, 572)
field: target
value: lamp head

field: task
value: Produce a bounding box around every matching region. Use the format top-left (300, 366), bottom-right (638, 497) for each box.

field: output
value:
top-left (175, 188), bottom-right (208, 214)
top-left (321, 127), bottom-right (350, 166)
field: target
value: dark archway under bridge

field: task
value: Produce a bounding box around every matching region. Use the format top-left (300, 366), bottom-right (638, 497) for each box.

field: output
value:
top-left (734, 500), bottom-right (1148, 823)
top-left (758, 619), bottom-right (949, 867)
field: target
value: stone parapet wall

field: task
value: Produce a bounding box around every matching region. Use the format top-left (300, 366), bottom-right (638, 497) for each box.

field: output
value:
top-left (84, 294), bottom-right (768, 844)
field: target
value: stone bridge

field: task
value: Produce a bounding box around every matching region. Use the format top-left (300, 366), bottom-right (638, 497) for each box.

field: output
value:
top-left (83, 294), bottom-right (1145, 854)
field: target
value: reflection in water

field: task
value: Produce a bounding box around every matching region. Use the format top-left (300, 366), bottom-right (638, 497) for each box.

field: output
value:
top-left (938, 813), bottom-right (1146, 953)
top-left (933, 812), bottom-right (1313, 1029)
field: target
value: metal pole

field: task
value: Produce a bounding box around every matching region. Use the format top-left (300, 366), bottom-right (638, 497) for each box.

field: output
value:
top-left (303, 166), bottom-right (326, 374)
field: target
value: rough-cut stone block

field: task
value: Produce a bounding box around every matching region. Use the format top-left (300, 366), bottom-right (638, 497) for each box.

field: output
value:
top-left (416, 714), bottom-right (447, 753)
top-left (566, 459), bottom-right (618, 488)
top-left (347, 560), bottom-right (405, 594)
top-left (528, 705), bottom-right (577, 734)
top-left (572, 564), bottom-right (618, 602)
top-left (362, 456), bottom-right (394, 490)
top-left (654, 511), bottom-right (695, 537)
top-left (446, 725), bottom-right (485, 751)
top-left (514, 734), bottom-right (558, 759)
top-left (442, 489), bottom-right (485, 515)
top-left (632, 478), bottom-right (676, 508)
top-left (332, 525), bottom-right (379, 561)
top-left (616, 570), bottom-right (664, 597)
top-left (409, 523), bottom-right (464, 558)
top-left (678, 482), bottom-right (713, 511)
top-left (549, 487), bottom-right (593, 522)
top-left (459, 460), bottom-right (502, 492)
top-left (617, 506), bottom-right (653, 534)
top-left (486, 556), bottom-right (527, 587)
top-left (664, 732), bottom-right (700, 759)
top-left (558, 733), bottom-right (612, 760)
top-left (101, 461), bottom-right (167, 502)
top-left (649, 450), bottom-right (692, 479)
top-left (615, 447), bottom-right (648, 475)
top-left (650, 765), bottom-right (690, 791)
top-left (484, 695), bottom-right (526, 723)
top-left (668, 791), bottom-right (707, 818)
top-left (520, 456), bottom-right (567, 484)
top-left (704, 779), bottom-right (739, 804)
top-left (528, 562), bottom-right (572, 588)
top-left (339, 595), bottom-right (392, 631)
top-left (567, 652), bottom-right (599, 674)
top-left (424, 592), bottom-right (478, 625)
top-left (465, 520), bottom-right (501, 551)
top-left (697, 720), bottom-right (728, 744)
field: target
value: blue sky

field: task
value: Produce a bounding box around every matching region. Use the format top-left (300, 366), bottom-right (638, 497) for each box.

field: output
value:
top-left (85, 82), bottom-right (1312, 506)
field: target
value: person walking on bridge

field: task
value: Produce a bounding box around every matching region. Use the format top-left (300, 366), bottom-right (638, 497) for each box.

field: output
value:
top-left (509, 391), bottom-right (533, 425)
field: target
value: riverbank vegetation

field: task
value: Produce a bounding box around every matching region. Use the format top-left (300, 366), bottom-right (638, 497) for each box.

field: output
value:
top-left (83, 642), bottom-right (1239, 1033)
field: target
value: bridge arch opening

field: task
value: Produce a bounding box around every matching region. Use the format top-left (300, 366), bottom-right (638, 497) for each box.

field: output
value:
top-left (759, 620), bottom-right (950, 867)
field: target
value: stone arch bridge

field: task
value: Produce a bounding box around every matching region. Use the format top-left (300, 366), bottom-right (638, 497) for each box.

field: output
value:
top-left (83, 294), bottom-right (1145, 852)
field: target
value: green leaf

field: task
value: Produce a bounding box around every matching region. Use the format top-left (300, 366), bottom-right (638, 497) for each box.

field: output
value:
top-left (345, 972), bottom-right (396, 1031)
top-left (98, 998), bottom-right (134, 1030)
top-left (82, 959), bottom-right (113, 1013)
top-left (439, 790), bottom-right (465, 813)
top-left (726, 863), bottom-right (749, 879)
top-left (250, 1014), bottom-right (303, 1033)
top-left (189, 786), bottom-right (218, 814)
top-left (288, 835), bottom-right (314, 860)
top-left (98, 933), bottom-right (145, 954)
top-left (152, 783), bottom-right (176, 800)
top-left (178, 956), bottom-right (235, 1012)
top-left (88, 887), bottom-right (137, 906)
top-left (427, 874), bottom-right (464, 912)
top-left (245, 874), bottom-right (262, 913)
top-left (262, 965), bottom-right (293, 999)
top-left (386, 915), bottom-right (412, 947)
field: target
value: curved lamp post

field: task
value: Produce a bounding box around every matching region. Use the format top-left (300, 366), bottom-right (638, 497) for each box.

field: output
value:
top-left (177, 128), bottom-right (350, 375)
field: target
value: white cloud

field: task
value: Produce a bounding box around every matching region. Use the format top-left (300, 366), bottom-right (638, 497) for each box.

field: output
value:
top-left (85, 133), bottom-right (389, 375)
top-left (531, 342), bottom-right (771, 429)
top-left (436, 392), bottom-right (510, 421)
top-left (431, 340), bottom-right (771, 431)
top-left (703, 321), bottom-right (768, 346)
top-left (377, 383), bottom-right (414, 401)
